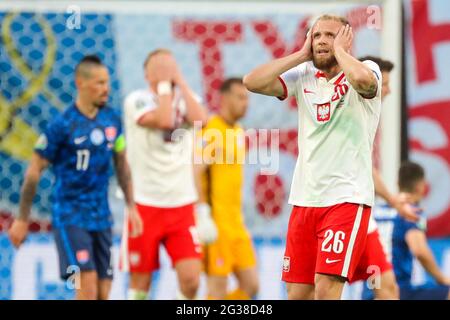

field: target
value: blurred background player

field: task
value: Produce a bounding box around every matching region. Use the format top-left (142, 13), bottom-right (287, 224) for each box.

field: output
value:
top-left (8, 55), bottom-right (143, 300)
top-left (121, 49), bottom-right (213, 300)
top-left (350, 56), bottom-right (419, 299)
top-left (194, 78), bottom-right (259, 300)
top-left (244, 15), bottom-right (380, 300)
top-left (366, 161), bottom-right (450, 300)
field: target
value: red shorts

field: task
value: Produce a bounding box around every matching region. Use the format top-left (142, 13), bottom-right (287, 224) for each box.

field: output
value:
top-left (282, 202), bottom-right (371, 284)
top-left (120, 203), bottom-right (202, 273)
top-left (350, 229), bottom-right (393, 283)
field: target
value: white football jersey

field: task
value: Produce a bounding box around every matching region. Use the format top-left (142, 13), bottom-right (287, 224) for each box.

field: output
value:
top-left (123, 88), bottom-right (199, 207)
top-left (279, 60), bottom-right (382, 207)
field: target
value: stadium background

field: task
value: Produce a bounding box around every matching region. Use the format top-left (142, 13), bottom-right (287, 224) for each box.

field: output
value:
top-left (0, 0), bottom-right (449, 299)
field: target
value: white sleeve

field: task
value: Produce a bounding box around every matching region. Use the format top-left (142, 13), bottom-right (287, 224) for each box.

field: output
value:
top-left (124, 91), bottom-right (157, 123)
top-left (278, 63), bottom-right (307, 100)
top-left (362, 60), bottom-right (383, 98)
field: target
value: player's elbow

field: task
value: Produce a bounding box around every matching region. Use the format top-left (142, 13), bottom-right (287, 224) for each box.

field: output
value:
top-left (191, 109), bottom-right (208, 127)
top-left (138, 113), bottom-right (175, 130)
top-left (243, 73), bottom-right (260, 93)
top-left (352, 71), bottom-right (376, 92)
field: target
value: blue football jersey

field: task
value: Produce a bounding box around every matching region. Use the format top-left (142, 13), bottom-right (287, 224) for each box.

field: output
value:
top-left (372, 204), bottom-right (427, 289)
top-left (34, 105), bottom-right (125, 230)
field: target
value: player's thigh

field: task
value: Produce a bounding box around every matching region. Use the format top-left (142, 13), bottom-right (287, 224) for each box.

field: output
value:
top-left (76, 270), bottom-right (98, 300)
top-left (126, 203), bottom-right (163, 273)
top-left (234, 267), bottom-right (259, 296)
top-left (164, 204), bottom-right (202, 266)
top-left (174, 258), bottom-right (202, 286)
top-left (282, 206), bottom-right (318, 285)
top-left (316, 203), bottom-right (371, 281)
top-left (286, 282), bottom-right (315, 300)
top-left (92, 228), bottom-right (113, 281)
top-left (53, 225), bottom-right (96, 280)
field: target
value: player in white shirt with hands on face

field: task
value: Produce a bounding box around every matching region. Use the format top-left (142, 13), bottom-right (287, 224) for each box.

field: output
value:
top-left (121, 48), bottom-right (216, 300)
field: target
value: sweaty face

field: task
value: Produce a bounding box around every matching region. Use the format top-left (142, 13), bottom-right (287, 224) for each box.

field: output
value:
top-left (79, 66), bottom-right (110, 108)
top-left (311, 20), bottom-right (343, 70)
top-left (223, 84), bottom-right (249, 121)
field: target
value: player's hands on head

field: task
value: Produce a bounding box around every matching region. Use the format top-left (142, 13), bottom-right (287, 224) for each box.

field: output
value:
top-left (153, 54), bottom-right (177, 83)
top-left (172, 63), bottom-right (185, 86)
top-left (8, 218), bottom-right (29, 248)
top-left (127, 205), bottom-right (144, 238)
top-left (394, 192), bottom-right (420, 222)
top-left (195, 203), bottom-right (218, 244)
top-left (300, 30), bottom-right (313, 61)
top-left (333, 24), bottom-right (353, 53)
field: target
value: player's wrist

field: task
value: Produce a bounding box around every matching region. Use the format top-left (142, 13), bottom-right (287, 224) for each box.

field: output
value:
top-left (157, 81), bottom-right (172, 96)
top-left (297, 49), bottom-right (311, 63)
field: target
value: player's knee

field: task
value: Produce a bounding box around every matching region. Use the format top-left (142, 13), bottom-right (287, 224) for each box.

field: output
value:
top-left (77, 284), bottom-right (98, 300)
top-left (129, 272), bottom-right (152, 292)
top-left (179, 273), bottom-right (200, 298)
top-left (385, 282), bottom-right (399, 299)
top-left (314, 274), bottom-right (345, 300)
top-left (242, 277), bottom-right (259, 297)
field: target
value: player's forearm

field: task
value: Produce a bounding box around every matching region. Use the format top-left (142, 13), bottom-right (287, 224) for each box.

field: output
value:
top-left (18, 172), bottom-right (39, 221)
top-left (115, 155), bottom-right (135, 208)
top-left (416, 247), bottom-right (447, 284)
top-left (177, 80), bottom-right (207, 126)
top-left (244, 51), bottom-right (308, 94)
top-left (334, 47), bottom-right (377, 96)
top-left (373, 168), bottom-right (396, 206)
top-left (153, 94), bottom-right (174, 129)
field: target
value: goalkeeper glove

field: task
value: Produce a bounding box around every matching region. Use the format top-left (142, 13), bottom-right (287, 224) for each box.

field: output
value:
top-left (195, 203), bottom-right (218, 244)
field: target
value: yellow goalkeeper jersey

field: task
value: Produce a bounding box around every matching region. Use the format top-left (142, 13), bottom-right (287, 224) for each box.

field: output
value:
top-left (198, 115), bottom-right (246, 234)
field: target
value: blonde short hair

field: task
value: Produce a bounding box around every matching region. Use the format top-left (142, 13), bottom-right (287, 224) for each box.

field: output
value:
top-left (143, 48), bottom-right (172, 68)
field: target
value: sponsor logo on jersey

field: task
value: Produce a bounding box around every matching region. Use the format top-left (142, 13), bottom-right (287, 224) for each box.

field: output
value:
top-left (74, 136), bottom-right (87, 145)
top-left (90, 128), bottom-right (105, 145)
top-left (325, 258), bottom-right (341, 264)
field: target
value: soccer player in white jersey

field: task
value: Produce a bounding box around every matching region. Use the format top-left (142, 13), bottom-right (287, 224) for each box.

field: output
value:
top-left (120, 49), bottom-right (215, 300)
top-left (244, 15), bottom-right (382, 299)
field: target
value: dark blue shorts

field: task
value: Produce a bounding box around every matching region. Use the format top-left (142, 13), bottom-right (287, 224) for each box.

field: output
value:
top-left (400, 286), bottom-right (449, 300)
top-left (53, 225), bottom-right (113, 280)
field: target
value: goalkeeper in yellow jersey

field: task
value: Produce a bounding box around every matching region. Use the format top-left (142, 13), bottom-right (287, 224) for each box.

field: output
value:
top-left (194, 78), bottom-right (259, 300)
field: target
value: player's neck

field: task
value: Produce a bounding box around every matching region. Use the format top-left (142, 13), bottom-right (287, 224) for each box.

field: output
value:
top-left (321, 65), bottom-right (342, 81)
top-left (75, 98), bottom-right (99, 119)
top-left (218, 108), bottom-right (236, 127)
